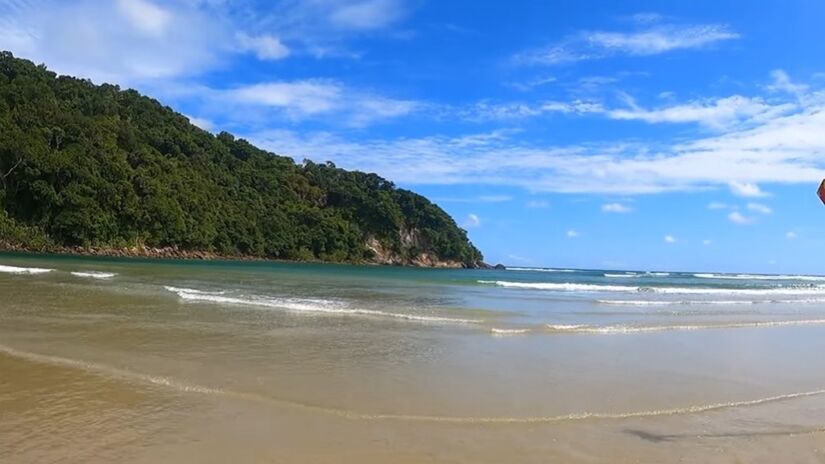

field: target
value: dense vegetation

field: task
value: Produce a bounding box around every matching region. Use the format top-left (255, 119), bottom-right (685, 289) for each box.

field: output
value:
top-left (0, 52), bottom-right (483, 266)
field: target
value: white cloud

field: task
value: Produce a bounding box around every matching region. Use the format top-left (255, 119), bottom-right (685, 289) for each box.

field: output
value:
top-left (786, 231), bottom-right (797, 239)
top-left (0, 0), bottom-right (225, 84)
top-left (225, 80), bottom-right (418, 125)
top-left (464, 213), bottom-right (481, 228)
top-left (328, 0), bottom-right (406, 30)
top-left (250, 87), bottom-right (825, 194)
top-left (729, 181), bottom-right (769, 198)
top-left (707, 202), bottom-right (730, 210)
top-left (230, 80), bottom-right (342, 115)
top-left (607, 95), bottom-right (793, 130)
top-left (702, 239), bottom-right (712, 245)
top-left (237, 33), bottom-right (290, 60)
top-left (184, 114), bottom-right (214, 131)
top-left (526, 200), bottom-right (550, 208)
top-left (728, 211), bottom-right (754, 224)
top-left (664, 235), bottom-right (676, 243)
top-left (767, 69), bottom-right (808, 96)
top-left (601, 203), bottom-right (633, 213)
top-left (746, 202), bottom-right (773, 214)
top-left (586, 25), bottom-right (738, 56)
top-left (566, 229), bottom-right (579, 238)
top-left (116, 0), bottom-right (173, 37)
top-left (517, 21), bottom-right (738, 65)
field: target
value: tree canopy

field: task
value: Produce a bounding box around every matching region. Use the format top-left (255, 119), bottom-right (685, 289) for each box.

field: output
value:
top-left (0, 52), bottom-right (483, 266)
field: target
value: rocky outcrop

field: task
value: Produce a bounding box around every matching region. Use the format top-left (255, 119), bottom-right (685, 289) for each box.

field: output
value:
top-left (365, 229), bottom-right (483, 268)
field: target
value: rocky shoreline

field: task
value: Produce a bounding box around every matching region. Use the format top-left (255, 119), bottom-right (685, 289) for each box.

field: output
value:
top-left (0, 242), bottom-right (497, 269)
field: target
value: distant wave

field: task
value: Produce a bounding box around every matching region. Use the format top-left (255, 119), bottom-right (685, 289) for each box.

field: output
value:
top-left (604, 273), bottom-right (636, 278)
top-left (480, 280), bottom-right (825, 296)
top-left (164, 286), bottom-right (226, 295)
top-left (0, 265), bottom-right (53, 274)
top-left (165, 286), bottom-right (481, 324)
top-left (597, 299), bottom-right (757, 306)
top-left (545, 319), bottom-right (825, 334)
top-left (478, 280), bottom-right (638, 292)
top-left (694, 273), bottom-right (825, 281)
top-left (647, 272), bottom-right (670, 276)
top-left (71, 271), bottom-right (117, 279)
top-left (490, 328), bottom-right (530, 335)
top-left (506, 267), bottom-right (577, 273)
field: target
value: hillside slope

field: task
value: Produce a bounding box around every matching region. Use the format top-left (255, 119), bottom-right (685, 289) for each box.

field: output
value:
top-left (0, 52), bottom-right (483, 267)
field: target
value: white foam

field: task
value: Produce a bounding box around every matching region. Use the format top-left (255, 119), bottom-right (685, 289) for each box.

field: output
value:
top-left (490, 328), bottom-right (530, 335)
top-left (604, 273), bottom-right (636, 278)
top-left (164, 286), bottom-right (225, 295)
top-left (165, 286), bottom-right (480, 324)
top-left (694, 273), bottom-right (825, 281)
top-left (545, 319), bottom-right (825, 334)
top-left (0, 264), bottom-right (54, 275)
top-left (481, 280), bottom-right (825, 296)
top-left (597, 299), bottom-right (757, 306)
top-left (647, 272), bottom-right (671, 276)
top-left (478, 280), bottom-right (638, 292)
top-left (71, 271), bottom-right (117, 279)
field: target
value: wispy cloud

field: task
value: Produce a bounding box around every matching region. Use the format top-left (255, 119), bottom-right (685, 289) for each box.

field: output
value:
top-left (236, 32), bottom-right (290, 60)
top-left (728, 211), bottom-right (754, 225)
top-left (602, 203), bottom-right (633, 213)
top-left (526, 200), bottom-right (550, 208)
top-left (664, 235), bottom-right (677, 243)
top-left (786, 231), bottom-right (798, 240)
top-left (766, 69), bottom-right (808, 97)
top-left (0, 0), bottom-right (414, 85)
top-left (746, 202), bottom-right (773, 214)
top-left (250, 73), bottom-right (825, 194)
top-left (516, 19), bottom-right (738, 65)
top-left (219, 80), bottom-right (420, 126)
top-left (464, 213), bottom-right (481, 228)
top-left (606, 95), bottom-right (793, 130)
top-left (567, 230), bottom-right (580, 238)
top-left (729, 181), bottom-right (770, 198)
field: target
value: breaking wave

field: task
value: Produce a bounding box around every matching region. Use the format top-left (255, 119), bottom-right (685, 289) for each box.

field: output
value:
top-left (0, 265), bottom-right (54, 275)
top-left (544, 319), bottom-right (825, 334)
top-left (71, 271), bottom-right (117, 279)
top-left (490, 328), bottom-right (531, 335)
top-left (165, 286), bottom-right (481, 324)
top-left (695, 273), bottom-right (825, 281)
top-left (480, 280), bottom-right (825, 296)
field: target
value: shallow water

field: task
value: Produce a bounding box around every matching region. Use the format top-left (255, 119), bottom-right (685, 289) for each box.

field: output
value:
top-left (2, 254), bottom-right (825, 462)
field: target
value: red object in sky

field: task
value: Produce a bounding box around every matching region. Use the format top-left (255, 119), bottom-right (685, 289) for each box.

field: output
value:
top-left (819, 179), bottom-right (825, 206)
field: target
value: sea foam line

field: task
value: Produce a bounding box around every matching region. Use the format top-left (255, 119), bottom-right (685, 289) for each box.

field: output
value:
top-left (71, 271), bottom-right (117, 279)
top-left (597, 299), bottom-right (758, 306)
top-left (2, 343), bottom-right (823, 425)
top-left (544, 319), bottom-right (825, 334)
top-left (165, 286), bottom-right (481, 324)
top-left (0, 265), bottom-right (54, 275)
top-left (695, 273), bottom-right (825, 281)
top-left (490, 328), bottom-right (531, 335)
top-left (479, 280), bottom-right (825, 296)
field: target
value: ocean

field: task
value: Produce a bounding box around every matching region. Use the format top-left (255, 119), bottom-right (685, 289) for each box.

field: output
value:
top-left (2, 253), bottom-right (825, 462)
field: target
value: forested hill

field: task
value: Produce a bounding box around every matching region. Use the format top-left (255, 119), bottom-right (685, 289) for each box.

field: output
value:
top-left (0, 52), bottom-right (483, 267)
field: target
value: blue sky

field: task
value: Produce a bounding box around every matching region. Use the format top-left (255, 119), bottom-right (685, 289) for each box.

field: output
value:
top-left (2, 0), bottom-right (825, 273)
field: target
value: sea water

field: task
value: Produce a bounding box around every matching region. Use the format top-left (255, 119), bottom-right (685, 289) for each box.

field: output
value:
top-left (2, 253), bottom-right (825, 462)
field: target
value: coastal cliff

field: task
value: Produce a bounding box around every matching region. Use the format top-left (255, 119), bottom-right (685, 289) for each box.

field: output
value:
top-left (0, 52), bottom-right (483, 268)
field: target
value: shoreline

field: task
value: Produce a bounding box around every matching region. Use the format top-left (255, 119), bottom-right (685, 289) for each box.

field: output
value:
top-left (0, 242), bottom-right (490, 269)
